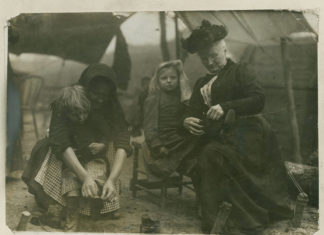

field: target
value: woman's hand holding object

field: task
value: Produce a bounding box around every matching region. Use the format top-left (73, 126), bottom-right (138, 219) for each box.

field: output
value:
top-left (207, 104), bottom-right (224, 120)
top-left (159, 146), bottom-right (169, 157)
top-left (82, 175), bottom-right (99, 198)
top-left (183, 117), bottom-right (205, 136)
top-left (101, 179), bottom-right (117, 202)
top-left (88, 143), bottom-right (106, 155)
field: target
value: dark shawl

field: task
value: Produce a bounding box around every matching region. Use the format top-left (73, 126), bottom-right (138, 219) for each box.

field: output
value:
top-left (49, 63), bottom-right (131, 159)
top-left (185, 59), bottom-right (265, 120)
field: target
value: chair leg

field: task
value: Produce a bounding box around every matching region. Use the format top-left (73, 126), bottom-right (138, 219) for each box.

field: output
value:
top-left (41, 111), bottom-right (51, 134)
top-left (161, 184), bottom-right (167, 208)
top-left (131, 179), bottom-right (137, 198)
top-left (31, 110), bottom-right (39, 140)
top-left (132, 182), bottom-right (138, 198)
top-left (178, 174), bottom-right (183, 195)
top-left (131, 143), bottom-right (139, 198)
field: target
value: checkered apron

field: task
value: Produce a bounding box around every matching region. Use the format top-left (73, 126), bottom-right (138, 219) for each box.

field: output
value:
top-left (35, 142), bottom-right (120, 215)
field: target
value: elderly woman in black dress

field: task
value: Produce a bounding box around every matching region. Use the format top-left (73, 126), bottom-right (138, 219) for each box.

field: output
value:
top-left (182, 20), bottom-right (292, 234)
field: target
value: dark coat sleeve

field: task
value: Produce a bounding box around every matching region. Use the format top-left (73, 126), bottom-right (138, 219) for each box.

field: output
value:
top-left (143, 94), bottom-right (164, 150)
top-left (219, 64), bottom-right (265, 115)
top-left (177, 101), bottom-right (192, 135)
top-left (111, 100), bottom-right (132, 157)
top-left (48, 110), bottom-right (72, 159)
top-left (184, 77), bottom-right (209, 120)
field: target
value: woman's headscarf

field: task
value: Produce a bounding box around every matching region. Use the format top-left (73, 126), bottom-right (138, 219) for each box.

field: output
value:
top-left (148, 60), bottom-right (192, 103)
top-left (79, 63), bottom-right (117, 93)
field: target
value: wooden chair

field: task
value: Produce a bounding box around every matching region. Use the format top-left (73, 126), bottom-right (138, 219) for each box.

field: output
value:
top-left (129, 141), bottom-right (194, 208)
top-left (19, 75), bottom-right (44, 140)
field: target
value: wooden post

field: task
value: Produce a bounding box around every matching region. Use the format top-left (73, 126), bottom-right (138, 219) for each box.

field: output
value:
top-left (291, 193), bottom-right (309, 228)
top-left (280, 37), bottom-right (302, 163)
top-left (16, 211), bottom-right (31, 231)
top-left (210, 202), bottom-right (232, 235)
top-left (140, 214), bottom-right (160, 233)
top-left (174, 13), bottom-right (181, 60)
top-left (159, 12), bottom-right (170, 61)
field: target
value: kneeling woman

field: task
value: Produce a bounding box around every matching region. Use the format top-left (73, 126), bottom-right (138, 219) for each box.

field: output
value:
top-left (24, 64), bottom-right (131, 231)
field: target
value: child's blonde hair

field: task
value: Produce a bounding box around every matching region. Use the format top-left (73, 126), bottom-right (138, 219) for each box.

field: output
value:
top-left (156, 63), bottom-right (180, 80)
top-left (148, 60), bottom-right (192, 103)
top-left (51, 85), bottom-right (91, 114)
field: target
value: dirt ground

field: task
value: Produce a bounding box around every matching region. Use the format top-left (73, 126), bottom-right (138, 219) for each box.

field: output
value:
top-left (5, 113), bottom-right (319, 234)
top-left (6, 158), bottom-right (203, 234)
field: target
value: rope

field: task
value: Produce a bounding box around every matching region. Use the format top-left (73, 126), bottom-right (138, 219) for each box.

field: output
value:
top-left (287, 170), bottom-right (305, 194)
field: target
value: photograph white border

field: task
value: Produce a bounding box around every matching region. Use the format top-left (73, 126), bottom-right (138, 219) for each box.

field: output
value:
top-left (0, 0), bottom-right (322, 234)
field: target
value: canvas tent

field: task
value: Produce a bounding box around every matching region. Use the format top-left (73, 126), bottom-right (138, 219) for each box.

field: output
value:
top-left (8, 11), bottom-right (318, 89)
top-left (179, 11), bottom-right (317, 59)
top-left (8, 13), bottom-right (132, 89)
top-left (9, 13), bottom-right (124, 64)
top-left (7, 11), bottom-right (318, 162)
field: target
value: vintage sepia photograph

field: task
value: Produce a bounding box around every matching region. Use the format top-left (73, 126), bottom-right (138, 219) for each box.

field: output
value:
top-left (5, 10), bottom-right (318, 234)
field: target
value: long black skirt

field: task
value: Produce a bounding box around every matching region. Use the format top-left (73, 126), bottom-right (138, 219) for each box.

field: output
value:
top-left (198, 115), bottom-right (293, 234)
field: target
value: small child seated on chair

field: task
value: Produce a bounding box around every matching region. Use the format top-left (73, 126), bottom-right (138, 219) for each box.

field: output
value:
top-left (143, 60), bottom-right (201, 184)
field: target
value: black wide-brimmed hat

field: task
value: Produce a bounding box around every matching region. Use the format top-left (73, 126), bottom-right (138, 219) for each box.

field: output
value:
top-left (182, 20), bottom-right (228, 54)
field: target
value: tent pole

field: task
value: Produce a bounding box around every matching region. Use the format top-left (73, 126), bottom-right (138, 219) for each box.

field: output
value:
top-left (280, 37), bottom-right (302, 163)
top-left (159, 12), bottom-right (170, 61)
top-left (174, 12), bottom-right (181, 60)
